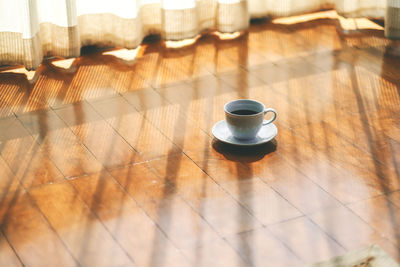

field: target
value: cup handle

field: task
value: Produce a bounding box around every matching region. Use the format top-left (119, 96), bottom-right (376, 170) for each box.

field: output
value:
top-left (263, 108), bottom-right (277, 125)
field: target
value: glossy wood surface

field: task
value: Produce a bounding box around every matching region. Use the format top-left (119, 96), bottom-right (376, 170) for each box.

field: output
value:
top-left (0, 12), bottom-right (400, 266)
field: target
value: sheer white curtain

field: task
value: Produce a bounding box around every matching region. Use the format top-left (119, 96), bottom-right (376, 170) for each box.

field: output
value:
top-left (0, 0), bottom-right (399, 69)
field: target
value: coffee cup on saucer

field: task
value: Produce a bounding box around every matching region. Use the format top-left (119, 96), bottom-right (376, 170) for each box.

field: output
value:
top-left (224, 99), bottom-right (277, 140)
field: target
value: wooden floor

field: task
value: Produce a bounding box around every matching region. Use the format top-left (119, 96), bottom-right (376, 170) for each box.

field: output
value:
top-left (0, 12), bottom-right (400, 267)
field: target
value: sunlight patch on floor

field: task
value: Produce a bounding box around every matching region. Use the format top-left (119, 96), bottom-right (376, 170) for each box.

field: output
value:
top-left (103, 47), bottom-right (142, 61)
top-left (338, 17), bottom-right (383, 31)
top-left (51, 58), bottom-right (76, 69)
top-left (165, 36), bottom-right (200, 48)
top-left (214, 31), bottom-right (243, 40)
top-left (272, 10), bottom-right (338, 24)
top-left (272, 10), bottom-right (383, 31)
top-left (1, 67), bottom-right (36, 80)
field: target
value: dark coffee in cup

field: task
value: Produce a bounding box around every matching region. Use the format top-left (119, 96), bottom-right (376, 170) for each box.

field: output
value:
top-left (231, 109), bottom-right (258, 115)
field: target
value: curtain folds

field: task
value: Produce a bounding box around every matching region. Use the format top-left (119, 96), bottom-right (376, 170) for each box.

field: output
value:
top-left (0, 0), bottom-right (399, 70)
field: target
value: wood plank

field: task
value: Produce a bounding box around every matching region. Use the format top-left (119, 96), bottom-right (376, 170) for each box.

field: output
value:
top-left (0, 117), bottom-right (64, 188)
top-left (54, 101), bottom-right (144, 169)
top-left (0, 191), bottom-right (77, 267)
top-left (28, 182), bottom-right (134, 267)
top-left (70, 171), bottom-right (191, 267)
top-left (17, 109), bottom-right (104, 178)
top-left (0, 231), bottom-right (23, 267)
top-left (89, 96), bottom-right (181, 160)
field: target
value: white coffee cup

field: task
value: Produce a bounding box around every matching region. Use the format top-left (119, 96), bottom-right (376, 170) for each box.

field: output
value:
top-left (224, 99), bottom-right (277, 140)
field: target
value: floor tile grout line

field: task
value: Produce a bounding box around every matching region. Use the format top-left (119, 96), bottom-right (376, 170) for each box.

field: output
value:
top-left (13, 107), bottom-right (101, 180)
top-left (24, 189), bottom-right (82, 267)
top-left (0, 226), bottom-right (26, 267)
top-left (64, 175), bottom-right (138, 266)
top-left (179, 153), bottom-right (309, 264)
top-left (273, 147), bottom-right (400, 249)
top-left (12, 113), bottom-right (66, 178)
top-left (277, 119), bottom-right (397, 205)
top-left (84, 95), bottom-right (174, 161)
top-left (102, 166), bottom-right (194, 264)
top-left (275, 130), bottom-right (400, 252)
top-left (142, 154), bottom-right (261, 266)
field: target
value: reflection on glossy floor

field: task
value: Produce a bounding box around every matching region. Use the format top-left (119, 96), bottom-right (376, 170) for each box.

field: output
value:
top-left (1, 11), bottom-right (400, 267)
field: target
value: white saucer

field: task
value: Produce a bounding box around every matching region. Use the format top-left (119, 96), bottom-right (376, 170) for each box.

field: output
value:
top-left (212, 120), bottom-right (277, 146)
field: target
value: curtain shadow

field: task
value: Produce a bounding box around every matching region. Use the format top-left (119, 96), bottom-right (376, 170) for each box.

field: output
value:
top-left (144, 48), bottom-right (187, 267)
